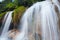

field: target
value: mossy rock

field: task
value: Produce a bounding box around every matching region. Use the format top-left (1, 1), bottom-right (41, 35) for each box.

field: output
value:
top-left (12, 6), bottom-right (27, 27)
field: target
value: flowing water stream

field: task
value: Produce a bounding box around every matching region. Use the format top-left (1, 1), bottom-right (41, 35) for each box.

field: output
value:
top-left (16, 1), bottom-right (60, 40)
top-left (0, 11), bottom-right (13, 40)
top-left (0, 0), bottom-right (60, 40)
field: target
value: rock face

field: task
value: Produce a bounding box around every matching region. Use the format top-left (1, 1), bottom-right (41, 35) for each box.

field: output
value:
top-left (0, 18), bottom-right (4, 35)
top-left (8, 29), bottom-right (20, 40)
top-left (0, 19), bottom-right (2, 27)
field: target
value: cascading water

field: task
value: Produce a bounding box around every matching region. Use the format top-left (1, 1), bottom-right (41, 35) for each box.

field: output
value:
top-left (46, 0), bottom-right (60, 13)
top-left (0, 0), bottom-right (60, 40)
top-left (0, 11), bottom-right (13, 40)
top-left (16, 1), bottom-right (60, 40)
top-left (0, 12), bottom-right (9, 35)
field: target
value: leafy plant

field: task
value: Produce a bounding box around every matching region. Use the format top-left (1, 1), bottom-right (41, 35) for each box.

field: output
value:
top-left (0, 12), bottom-right (6, 19)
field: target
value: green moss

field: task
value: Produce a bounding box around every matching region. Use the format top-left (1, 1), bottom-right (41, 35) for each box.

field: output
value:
top-left (12, 6), bottom-right (26, 26)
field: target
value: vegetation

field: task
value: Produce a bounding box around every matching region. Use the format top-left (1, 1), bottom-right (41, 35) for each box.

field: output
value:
top-left (0, 0), bottom-right (44, 13)
top-left (5, 3), bottom-right (16, 11)
top-left (0, 0), bottom-right (44, 28)
top-left (0, 12), bottom-right (6, 19)
top-left (12, 6), bottom-right (26, 28)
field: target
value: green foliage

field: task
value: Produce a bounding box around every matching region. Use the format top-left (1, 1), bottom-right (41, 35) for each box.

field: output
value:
top-left (17, 0), bottom-right (41, 7)
top-left (13, 0), bottom-right (23, 6)
top-left (0, 0), bottom-right (43, 13)
top-left (5, 3), bottom-right (16, 11)
top-left (13, 0), bottom-right (19, 6)
top-left (0, 12), bottom-right (6, 19)
top-left (12, 0), bottom-right (42, 7)
top-left (6, 3), bottom-right (14, 8)
top-left (0, 3), bottom-right (6, 13)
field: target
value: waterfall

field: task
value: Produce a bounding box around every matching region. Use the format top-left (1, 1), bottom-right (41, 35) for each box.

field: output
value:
top-left (16, 1), bottom-right (60, 40)
top-left (0, 11), bottom-right (13, 40)
top-left (45, 0), bottom-right (60, 13)
top-left (0, 0), bottom-right (60, 40)
top-left (0, 12), bottom-right (9, 35)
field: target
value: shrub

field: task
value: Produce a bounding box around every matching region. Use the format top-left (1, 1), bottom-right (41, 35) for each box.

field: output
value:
top-left (5, 3), bottom-right (17, 11)
top-left (0, 12), bottom-right (6, 19)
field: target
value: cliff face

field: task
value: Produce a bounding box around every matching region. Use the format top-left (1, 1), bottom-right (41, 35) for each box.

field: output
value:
top-left (0, 19), bottom-right (2, 27)
top-left (55, 5), bottom-right (60, 30)
top-left (0, 17), bottom-right (4, 35)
